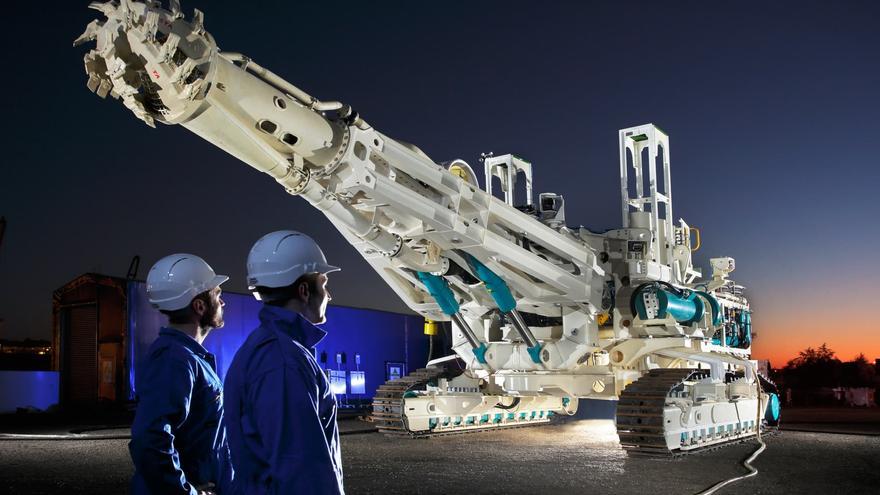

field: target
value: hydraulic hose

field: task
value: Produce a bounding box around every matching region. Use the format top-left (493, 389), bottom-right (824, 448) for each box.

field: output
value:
top-left (695, 369), bottom-right (767, 495)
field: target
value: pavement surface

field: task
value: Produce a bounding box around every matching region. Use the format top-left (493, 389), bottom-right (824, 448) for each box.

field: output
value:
top-left (1, 418), bottom-right (878, 494)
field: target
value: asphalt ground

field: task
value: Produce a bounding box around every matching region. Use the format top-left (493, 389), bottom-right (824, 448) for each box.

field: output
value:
top-left (1, 418), bottom-right (878, 494)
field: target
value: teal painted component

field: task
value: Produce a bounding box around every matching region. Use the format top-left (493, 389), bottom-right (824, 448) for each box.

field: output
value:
top-left (562, 397), bottom-right (571, 407)
top-left (530, 411), bottom-right (536, 419)
top-left (507, 413), bottom-right (515, 420)
top-left (526, 344), bottom-right (543, 364)
top-left (743, 311), bottom-right (753, 346)
top-left (442, 417), bottom-right (451, 426)
top-left (768, 393), bottom-right (781, 421)
top-left (659, 290), bottom-right (703, 323)
top-left (695, 291), bottom-right (722, 326)
top-left (403, 391), bottom-right (418, 398)
top-left (472, 342), bottom-right (489, 365)
top-left (480, 414), bottom-right (490, 424)
top-left (429, 418), bottom-right (438, 429)
top-left (463, 254), bottom-right (517, 312)
top-left (466, 416), bottom-right (475, 425)
top-left (727, 322), bottom-right (739, 347)
top-left (454, 417), bottom-right (463, 426)
top-left (519, 412), bottom-right (526, 420)
top-left (494, 413), bottom-right (503, 423)
top-left (416, 272), bottom-right (459, 315)
top-left (547, 411), bottom-right (554, 418)
top-left (416, 271), bottom-right (488, 364)
top-left (635, 286), bottom-right (705, 324)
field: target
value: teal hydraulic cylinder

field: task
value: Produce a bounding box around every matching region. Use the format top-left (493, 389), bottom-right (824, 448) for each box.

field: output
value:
top-left (416, 271), bottom-right (488, 364)
top-left (417, 271), bottom-right (459, 315)
top-left (462, 254), bottom-right (516, 312)
top-left (463, 254), bottom-right (542, 364)
top-left (741, 310), bottom-right (752, 346)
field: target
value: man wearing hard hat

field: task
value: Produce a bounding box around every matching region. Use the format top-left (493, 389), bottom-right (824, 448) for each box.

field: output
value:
top-left (129, 254), bottom-right (233, 495)
top-left (224, 231), bottom-right (344, 495)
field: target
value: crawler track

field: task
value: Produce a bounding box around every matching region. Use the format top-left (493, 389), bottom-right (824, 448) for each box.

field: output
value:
top-left (370, 367), bottom-right (555, 438)
top-left (616, 368), bottom-right (778, 456)
top-left (616, 368), bottom-right (706, 454)
top-left (370, 367), bottom-right (445, 435)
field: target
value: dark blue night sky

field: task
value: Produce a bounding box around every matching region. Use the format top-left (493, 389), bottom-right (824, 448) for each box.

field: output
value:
top-left (1, 1), bottom-right (877, 365)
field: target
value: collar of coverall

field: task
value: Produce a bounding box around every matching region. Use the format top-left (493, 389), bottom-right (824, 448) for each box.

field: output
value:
top-left (258, 304), bottom-right (328, 349)
top-left (159, 326), bottom-right (213, 358)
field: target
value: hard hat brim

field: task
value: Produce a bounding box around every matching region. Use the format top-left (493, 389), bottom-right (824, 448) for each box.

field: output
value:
top-left (212, 274), bottom-right (230, 288)
top-left (319, 264), bottom-right (341, 274)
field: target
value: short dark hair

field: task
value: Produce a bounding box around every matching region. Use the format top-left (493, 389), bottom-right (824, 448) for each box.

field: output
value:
top-left (160, 290), bottom-right (212, 324)
top-left (256, 273), bottom-right (321, 307)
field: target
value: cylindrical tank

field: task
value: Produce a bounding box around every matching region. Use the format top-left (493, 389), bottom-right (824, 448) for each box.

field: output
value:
top-left (634, 285), bottom-right (705, 324)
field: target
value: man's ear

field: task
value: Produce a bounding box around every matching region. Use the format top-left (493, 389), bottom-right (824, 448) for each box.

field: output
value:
top-left (191, 298), bottom-right (207, 316)
top-left (297, 280), bottom-right (311, 302)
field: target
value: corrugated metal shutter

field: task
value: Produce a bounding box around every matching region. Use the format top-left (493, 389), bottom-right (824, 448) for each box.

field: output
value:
top-left (68, 305), bottom-right (97, 402)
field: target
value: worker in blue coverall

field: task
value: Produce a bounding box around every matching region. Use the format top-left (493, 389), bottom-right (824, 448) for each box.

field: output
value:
top-left (130, 254), bottom-right (233, 495)
top-left (225, 230), bottom-right (344, 494)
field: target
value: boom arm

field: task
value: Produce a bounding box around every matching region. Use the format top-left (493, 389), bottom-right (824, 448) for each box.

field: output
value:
top-left (76, 1), bottom-right (606, 371)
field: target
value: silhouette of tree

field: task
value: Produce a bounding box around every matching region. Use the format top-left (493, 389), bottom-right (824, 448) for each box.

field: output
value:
top-left (841, 353), bottom-right (876, 387)
top-left (782, 343), bottom-right (842, 389)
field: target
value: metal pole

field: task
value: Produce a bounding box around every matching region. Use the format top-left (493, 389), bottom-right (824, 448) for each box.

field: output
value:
top-left (450, 313), bottom-right (481, 350)
top-left (507, 309), bottom-right (539, 348)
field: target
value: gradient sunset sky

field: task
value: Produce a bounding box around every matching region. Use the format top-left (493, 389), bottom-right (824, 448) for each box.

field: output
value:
top-left (1, 1), bottom-right (877, 367)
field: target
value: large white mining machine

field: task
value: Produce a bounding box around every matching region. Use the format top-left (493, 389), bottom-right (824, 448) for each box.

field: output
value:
top-left (76, 1), bottom-right (780, 454)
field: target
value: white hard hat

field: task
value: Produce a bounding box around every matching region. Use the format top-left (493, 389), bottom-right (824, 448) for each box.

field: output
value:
top-left (147, 254), bottom-right (228, 311)
top-left (247, 230), bottom-right (340, 291)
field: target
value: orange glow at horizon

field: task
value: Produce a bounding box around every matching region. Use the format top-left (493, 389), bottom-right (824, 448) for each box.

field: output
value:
top-left (749, 290), bottom-right (880, 368)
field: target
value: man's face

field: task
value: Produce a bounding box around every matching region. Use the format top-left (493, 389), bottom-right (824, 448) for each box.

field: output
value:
top-left (305, 273), bottom-right (331, 325)
top-left (198, 286), bottom-right (225, 329)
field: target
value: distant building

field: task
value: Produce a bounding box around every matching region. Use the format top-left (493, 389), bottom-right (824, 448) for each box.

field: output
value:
top-left (0, 339), bottom-right (52, 371)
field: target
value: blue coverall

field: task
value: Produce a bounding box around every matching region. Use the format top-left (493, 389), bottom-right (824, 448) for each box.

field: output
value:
top-left (224, 305), bottom-right (344, 495)
top-left (130, 327), bottom-right (232, 495)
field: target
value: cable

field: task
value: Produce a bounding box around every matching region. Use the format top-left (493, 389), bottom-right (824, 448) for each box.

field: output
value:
top-left (494, 397), bottom-right (521, 410)
top-left (696, 437), bottom-right (766, 495)
top-left (695, 368), bottom-right (767, 495)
